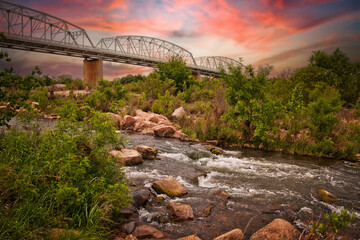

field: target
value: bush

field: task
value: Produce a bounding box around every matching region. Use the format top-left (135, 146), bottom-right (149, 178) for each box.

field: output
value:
top-left (85, 80), bottom-right (127, 112)
top-left (0, 107), bottom-right (130, 239)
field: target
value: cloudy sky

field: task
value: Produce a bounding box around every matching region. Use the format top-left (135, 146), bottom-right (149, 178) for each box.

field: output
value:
top-left (1, 0), bottom-right (359, 79)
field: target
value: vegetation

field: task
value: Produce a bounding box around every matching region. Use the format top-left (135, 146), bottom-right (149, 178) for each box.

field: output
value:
top-left (0, 37), bottom-right (359, 238)
top-left (0, 40), bottom-right (130, 239)
top-left (309, 208), bottom-right (355, 239)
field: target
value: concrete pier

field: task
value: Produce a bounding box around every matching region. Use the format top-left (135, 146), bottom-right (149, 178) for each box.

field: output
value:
top-left (83, 59), bottom-right (103, 87)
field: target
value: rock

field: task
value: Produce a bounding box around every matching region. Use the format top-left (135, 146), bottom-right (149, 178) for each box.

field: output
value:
top-left (178, 235), bottom-right (201, 240)
top-left (122, 115), bottom-right (136, 129)
top-left (116, 234), bottom-right (138, 240)
top-left (49, 84), bottom-right (66, 91)
top-left (214, 190), bottom-right (231, 201)
top-left (250, 218), bottom-right (300, 240)
top-left (109, 149), bottom-right (143, 166)
top-left (167, 202), bottom-right (194, 221)
top-left (203, 206), bottom-right (213, 217)
top-left (206, 140), bottom-right (219, 146)
top-left (172, 107), bottom-right (185, 119)
top-left (152, 176), bottom-right (187, 197)
top-left (119, 205), bottom-right (139, 219)
top-left (149, 115), bottom-right (159, 123)
top-left (133, 145), bottom-right (157, 160)
top-left (132, 188), bottom-right (151, 208)
top-left (213, 229), bottom-right (244, 240)
top-left (132, 224), bottom-right (165, 239)
top-left (31, 102), bottom-right (39, 110)
top-left (262, 203), bottom-right (284, 214)
top-left (155, 196), bottom-right (165, 204)
top-left (153, 125), bottom-right (176, 138)
top-left (211, 148), bottom-right (224, 155)
top-left (52, 90), bottom-right (91, 97)
top-left (317, 189), bottom-right (338, 203)
top-left (122, 221), bottom-right (136, 234)
top-left (173, 131), bottom-right (191, 141)
top-left (107, 112), bottom-right (122, 129)
top-left (133, 120), bottom-right (157, 132)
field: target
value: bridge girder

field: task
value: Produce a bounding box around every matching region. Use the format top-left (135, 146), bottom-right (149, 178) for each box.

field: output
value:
top-left (0, 0), bottom-right (241, 76)
top-left (194, 56), bottom-right (242, 72)
top-left (96, 35), bottom-right (196, 65)
top-left (0, 0), bottom-right (94, 47)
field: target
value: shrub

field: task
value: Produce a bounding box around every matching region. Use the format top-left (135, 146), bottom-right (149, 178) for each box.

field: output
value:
top-left (0, 107), bottom-right (130, 239)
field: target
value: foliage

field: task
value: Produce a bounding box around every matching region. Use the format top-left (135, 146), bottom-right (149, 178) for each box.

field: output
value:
top-left (308, 48), bottom-right (360, 105)
top-left (310, 208), bottom-right (355, 238)
top-left (221, 63), bottom-right (279, 143)
top-left (307, 84), bottom-right (342, 141)
top-left (151, 90), bottom-right (180, 117)
top-left (114, 74), bottom-right (145, 85)
top-left (0, 66), bottom-right (45, 126)
top-left (0, 106), bottom-right (130, 239)
top-left (85, 80), bottom-right (127, 112)
top-left (29, 86), bottom-right (50, 112)
top-left (155, 56), bottom-right (192, 93)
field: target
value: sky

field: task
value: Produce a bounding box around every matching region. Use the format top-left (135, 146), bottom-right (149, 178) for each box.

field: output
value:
top-left (1, 0), bottom-right (359, 79)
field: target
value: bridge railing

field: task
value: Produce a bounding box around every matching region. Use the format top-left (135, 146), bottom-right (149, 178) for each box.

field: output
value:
top-left (0, 0), bottom-right (241, 75)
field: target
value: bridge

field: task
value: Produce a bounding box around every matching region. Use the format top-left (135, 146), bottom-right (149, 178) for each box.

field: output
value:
top-left (0, 0), bottom-right (241, 86)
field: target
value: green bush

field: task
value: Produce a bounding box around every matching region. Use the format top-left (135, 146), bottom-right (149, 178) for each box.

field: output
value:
top-left (310, 208), bottom-right (355, 238)
top-left (29, 86), bottom-right (50, 112)
top-left (85, 80), bottom-right (127, 112)
top-left (0, 107), bottom-right (130, 239)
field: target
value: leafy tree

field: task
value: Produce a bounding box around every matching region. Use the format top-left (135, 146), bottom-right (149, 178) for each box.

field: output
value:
top-left (221, 63), bottom-right (279, 143)
top-left (309, 48), bottom-right (360, 105)
top-left (155, 56), bottom-right (192, 93)
top-left (114, 74), bottom-right (145, 84)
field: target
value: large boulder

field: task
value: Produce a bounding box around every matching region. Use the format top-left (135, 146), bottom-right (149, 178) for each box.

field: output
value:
top-left (213, 229), bottom-right (244, 240)
top-left (132, 224), bottom-right (165, 239)
top-left (250, 218), bottom-right (300, 240)
top-left (109, 149), bottom-right (143, 166)
top-left (122, 115), bottom-right (136, 129)
top-left (167, 202), bottom-right (194, 221)
top-left (132, 188), bottom-right (152, 208)
top-left (133, 145), bottom-right (157, 160)
top-left (133, 120), bottom-right (157, 132)
top-left (153, 125), bottom-right (176, 138)
top-left (172, 107), bottom-right (185, 119)
top-left (317, 189), bottom-right (338, 203)
top-left (173, 131), bottom-right (190, 141)
top-left (152, 176), bottom-right (187, 197)
top-left (178, 235), bottom-right (201, 240)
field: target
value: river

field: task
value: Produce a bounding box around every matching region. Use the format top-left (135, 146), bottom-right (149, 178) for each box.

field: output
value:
top-left (122, 132), bottom-right (360, 239)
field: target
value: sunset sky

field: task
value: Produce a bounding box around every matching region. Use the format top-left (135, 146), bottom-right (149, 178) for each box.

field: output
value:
top-left (1, 0), bottom-right (359, 79)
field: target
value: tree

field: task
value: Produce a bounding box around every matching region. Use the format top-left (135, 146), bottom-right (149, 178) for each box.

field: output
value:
top-left (221, 63), bottom-right (279, 143)
top-left (155, 56), bottom-right (192, 93)
top-left (308, 48), bottom-right (360, 105)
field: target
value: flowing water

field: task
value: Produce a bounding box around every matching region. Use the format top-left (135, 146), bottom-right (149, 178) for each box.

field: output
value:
top-left (122, 133), bottom-right (360, 239)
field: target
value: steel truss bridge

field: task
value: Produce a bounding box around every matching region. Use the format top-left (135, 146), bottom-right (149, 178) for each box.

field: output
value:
top-left (0, 0), bottom-right (241, 77)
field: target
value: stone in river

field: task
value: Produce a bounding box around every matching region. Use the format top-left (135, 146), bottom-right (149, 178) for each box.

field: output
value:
top-left (250, 218), bottom-right (300, 240)
top-left (152, 176), bottom-right (187, 197)
top-left (317, 189), bottom-right (338, 203)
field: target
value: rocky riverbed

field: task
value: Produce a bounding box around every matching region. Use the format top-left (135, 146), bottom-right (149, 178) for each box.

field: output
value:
top-left (112, 132), bottom-right (360, 240)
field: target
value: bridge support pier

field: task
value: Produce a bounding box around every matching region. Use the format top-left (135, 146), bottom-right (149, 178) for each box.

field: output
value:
top-left (191, 72), bottom-right (201, 81)
top-left (83, 59), bottom-right (103, 87)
